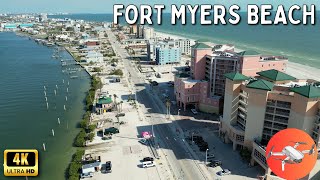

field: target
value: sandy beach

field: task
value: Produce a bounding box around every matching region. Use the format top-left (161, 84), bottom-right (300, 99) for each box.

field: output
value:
top-left (155, 31), bottom-right (320, 81)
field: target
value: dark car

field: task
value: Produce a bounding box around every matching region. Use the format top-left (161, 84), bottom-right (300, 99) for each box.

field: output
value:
top-left (115, 113), bottom-right (125, 117)
top-left (208, 160), bottom-right (222, 167)
top-left (102, 161), bottom-right (112, 173)
top-left (104, 127), bottom-right (119, 135)
top-left (142, 157), bottom-right (154, 162)
top-left (151, 81), bottom-right (158, 86)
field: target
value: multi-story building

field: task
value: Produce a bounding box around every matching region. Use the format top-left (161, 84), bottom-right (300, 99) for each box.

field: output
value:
top-left (220, 69), bottom-right (320, 175)
top-left (175, 42), bottom-right (288, 114)
top-left (166, 38), bottom-right (192, 55)
top-left (155, 46), bottom-right (181, 65)
top-left (147, 38), bottom-right (192, 61)
top-left (143, 27), bottom-right (155, 40)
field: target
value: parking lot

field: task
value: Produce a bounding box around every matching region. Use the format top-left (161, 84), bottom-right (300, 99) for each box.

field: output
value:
top-left (83, 75), bottom-right (174, 180)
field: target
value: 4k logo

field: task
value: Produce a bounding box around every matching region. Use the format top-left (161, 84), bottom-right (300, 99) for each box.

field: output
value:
top-left (3, 149), bottom-right (38, 176)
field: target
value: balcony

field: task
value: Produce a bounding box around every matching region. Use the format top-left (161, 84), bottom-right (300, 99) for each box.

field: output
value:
top-left (264, 123), bottom-right (273, 128)
top-left (239, 99), bottom-right (247, 106)
top-left (273, 124), bottom-right (287, 130)
top-left (266, 101), bottom-right (275, 106)
top-left (239, 92), bottom-right (248, 98)
top-left (276, 103), bottom-right (291, 109)
top-left (273, 117), bottom-right (289, 124)
top-left (238, 106), bottom-right (247, 113)
top-left (237, 117), bottom-right (246, 126)
top-left (274, 111), bottom-right (290, 117)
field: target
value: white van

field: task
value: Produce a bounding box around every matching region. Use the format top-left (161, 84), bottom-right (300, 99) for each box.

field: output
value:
top-left (142, 161), bottom-right (156, 168)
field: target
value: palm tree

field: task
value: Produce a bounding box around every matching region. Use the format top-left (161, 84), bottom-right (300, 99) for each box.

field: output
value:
top-left (113, 94), bottom-right (118, 110)
top-left (120, 101), bottom-right (124, 112)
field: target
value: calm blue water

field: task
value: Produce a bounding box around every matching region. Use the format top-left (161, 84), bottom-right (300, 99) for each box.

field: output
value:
top-left (50, 13), bottom-right (320, 68)
top-left (0, 32), bottom-right (90, 180)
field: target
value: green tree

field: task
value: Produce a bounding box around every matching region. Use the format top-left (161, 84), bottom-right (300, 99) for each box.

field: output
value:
top-left (93, 67), bottom-right (102, 72)
top-left (68, 162), bottom-right (81, 177)
top-left (68, 175), bottom-right (79, 180)
top-left (79, 119), bottom-right (89, 128)
top-left (109, 69), bottom-right (123, 76)
top-left (72, 149), bottom-right (85, 163)
top-left (88, 124), bottom-right (96, 132)
top-left (88, 133), bottom-right (95, 141)
top-left (74, 130), bottom-right (86, 147)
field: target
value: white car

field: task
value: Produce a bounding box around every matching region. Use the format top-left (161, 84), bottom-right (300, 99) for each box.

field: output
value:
top-left (80, 172), bottom-right (93, 178)
top-left (217, 169), bottom-right (231, 176)
top-left (191, 109), bottom-right (198, 115)
top-left (142, 161), bottom-right (156, 168)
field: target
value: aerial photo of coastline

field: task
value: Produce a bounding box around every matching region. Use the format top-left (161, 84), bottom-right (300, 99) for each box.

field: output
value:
top-left (1, 1), bottom-right (320, 180)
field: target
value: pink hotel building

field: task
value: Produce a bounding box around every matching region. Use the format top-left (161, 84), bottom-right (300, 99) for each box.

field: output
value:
top-left (174, 42), bottom-right (288, 114)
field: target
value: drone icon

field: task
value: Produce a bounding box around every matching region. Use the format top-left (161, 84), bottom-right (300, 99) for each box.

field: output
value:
top-left (266, 141), bottom-right (316, 171)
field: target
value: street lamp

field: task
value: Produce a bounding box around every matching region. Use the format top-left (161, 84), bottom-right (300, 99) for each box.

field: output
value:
top-left (191, 132), bottom-right (194, 143)
top-left (205, 149), bottom-right (209, 165)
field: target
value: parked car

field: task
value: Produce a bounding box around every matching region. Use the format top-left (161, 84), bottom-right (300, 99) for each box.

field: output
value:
top-left (101, 161), bottom-right (112, 173)
top-left (208, 160), bottom-right (222, 167)
top-left (115, 113), bottom-right (125, 117)
top-left (104, 127), bottom-right (119, 135)
top-left (138, 139), bottom-right (148, 145)
top-left (142, 161), bottom-right (156, 168)
top-left (80, 172), bottom-right (93, 179)
top-left (217, 169), bottom-right (231, 176)
top-left (191, 109), bottom-right (198, 114)
top-left (102, 135), bottom-right (112, 140)
top-left (142, 157), bottom-right (154, 162)
top-left (151, 81), bottom-right (159, 86)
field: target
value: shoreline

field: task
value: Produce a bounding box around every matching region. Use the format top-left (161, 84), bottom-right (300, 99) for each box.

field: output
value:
top-left (155, 30), bottom-right (320, 81)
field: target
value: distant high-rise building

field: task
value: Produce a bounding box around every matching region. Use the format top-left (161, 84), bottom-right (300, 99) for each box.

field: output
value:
top-left (174, 42), bottom-right (288, 114)
top-left (143, 27), bottom-right (155, 40)
top-left (39, 13), bottom-right (48, 22)
top-left (136, 25), bottom-right (144, 39)
top-left (155, 46), bottom-right (181, 65)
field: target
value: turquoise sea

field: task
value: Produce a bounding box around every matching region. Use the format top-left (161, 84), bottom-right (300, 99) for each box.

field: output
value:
top-left (50, 12), bottom-right (320, 69)
top-left (0, 32), bottom-right (90, 180)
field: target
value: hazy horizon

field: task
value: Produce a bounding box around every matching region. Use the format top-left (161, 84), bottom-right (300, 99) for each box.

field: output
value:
top-left (0, 0), bottom-right (319, 14)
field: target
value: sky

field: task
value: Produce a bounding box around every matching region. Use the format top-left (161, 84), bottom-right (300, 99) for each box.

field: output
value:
top-left (0, 0), bottom-right (319, 14)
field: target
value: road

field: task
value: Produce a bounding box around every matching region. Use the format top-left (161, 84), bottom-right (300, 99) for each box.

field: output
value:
top-left (107, 30), bottom-right (208, 180)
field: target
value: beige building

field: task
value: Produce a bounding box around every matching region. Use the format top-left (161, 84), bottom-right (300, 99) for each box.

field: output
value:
top-left (220, 69), bottom-right (320, 175)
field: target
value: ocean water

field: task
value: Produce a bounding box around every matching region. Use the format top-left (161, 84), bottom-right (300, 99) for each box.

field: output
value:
top-left (0, 32), bottom-right (90, 180)
top-left (50, 12), bottom-right (320, 68)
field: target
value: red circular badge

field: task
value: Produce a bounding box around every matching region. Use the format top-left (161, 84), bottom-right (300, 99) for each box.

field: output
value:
top-left (266, 128), bottom-right (317, 180)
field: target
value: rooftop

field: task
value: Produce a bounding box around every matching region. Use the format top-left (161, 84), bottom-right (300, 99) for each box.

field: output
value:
top-left (257, 69), bottom-right (296, 81)
top-left (290, 85), bottom-right (320, 98)
top-left (175, 73), bottom-right (190, 78)
top-left (246, 79), bottom-right (274, 91)
top-left (224, 72), bottom-right (249, 81)
top-left (97, 96), bottom-right (112, 104)
top-left (191, 42), bottom-right (211, 49)
top-left (182, 79), bottom-right (206, 84)
top-left (237, 50), bottom-right (260, 56)
top-left (82, 162), bottom-right (101, 169)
